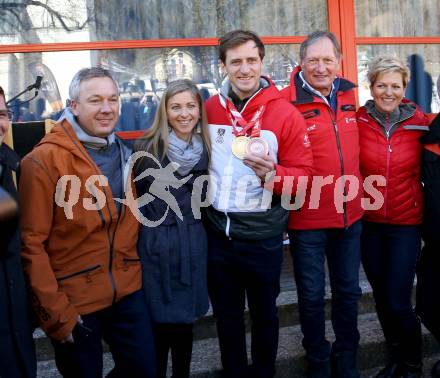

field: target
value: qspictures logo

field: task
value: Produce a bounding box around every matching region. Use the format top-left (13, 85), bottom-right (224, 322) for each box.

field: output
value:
top-left (54, 151), bottom-right (386, 227)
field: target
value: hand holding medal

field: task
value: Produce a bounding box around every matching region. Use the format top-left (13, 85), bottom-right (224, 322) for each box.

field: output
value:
top-left (225, 98), bottom-right (274, 180)
top-left (243, 151), bottom-right (275, 182)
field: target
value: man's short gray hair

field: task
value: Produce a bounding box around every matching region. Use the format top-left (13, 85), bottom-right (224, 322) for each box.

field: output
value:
top-left (69, 67), bottom-right (119, 101)
top-left (299, 31), bottom-right (342, 62)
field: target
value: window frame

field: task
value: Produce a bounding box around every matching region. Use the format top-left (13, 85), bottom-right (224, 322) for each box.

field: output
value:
top-left (0, 0), bottom-right (438, 130)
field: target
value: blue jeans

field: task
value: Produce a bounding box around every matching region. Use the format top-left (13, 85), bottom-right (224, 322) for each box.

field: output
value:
top-left (362, 221), bottom-right (421, 366)
top-left (52, 290), bottom-right (156, 378)
top-left (207, 228), bottom-right (283, 378)
top-left (288, 220), bottom-right (362, 361)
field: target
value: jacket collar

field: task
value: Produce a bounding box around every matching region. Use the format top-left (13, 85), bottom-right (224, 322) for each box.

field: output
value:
top-left (364, 99), bottom-right (416, 126)
top-left (219, 76), bottom-right (270, 101)
top-left (218, 76), bottom-right (279, 115)
top-left (59, 107), bottom-right (116, 148)
top-left (290, 66), bottom-right (356, 105)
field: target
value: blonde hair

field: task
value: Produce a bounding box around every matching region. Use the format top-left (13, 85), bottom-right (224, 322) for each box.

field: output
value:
top-left (367, 55), bottom-right (410, 88)
top-left (134, 79), bottom-right (211, 161)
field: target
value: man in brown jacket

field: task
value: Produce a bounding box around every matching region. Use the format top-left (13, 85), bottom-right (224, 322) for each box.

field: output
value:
top-left (19, 67), bottom-right (155, 377)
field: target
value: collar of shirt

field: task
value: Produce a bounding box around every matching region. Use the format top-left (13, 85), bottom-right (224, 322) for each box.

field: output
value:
top-left (299, 71), bottom-right (340, 112)
top-left (227, 84), bottom-right (262, 112)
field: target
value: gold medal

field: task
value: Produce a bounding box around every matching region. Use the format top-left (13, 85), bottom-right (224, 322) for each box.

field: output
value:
top-left (246, 137), bottom-right (269, 156)
top-left (231, 136), bottom-right (249, 159)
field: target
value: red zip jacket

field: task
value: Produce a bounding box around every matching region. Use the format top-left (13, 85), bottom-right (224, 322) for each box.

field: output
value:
top-left (356, 99), bottom-right (429, 225)
top-left (280, 67), bottom-right (363, 230)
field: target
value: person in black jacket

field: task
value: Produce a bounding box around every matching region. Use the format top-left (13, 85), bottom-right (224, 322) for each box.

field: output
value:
top-left (417, 106), bottom-right (440, 378)
top-left (0, 85), bottom-right (36, 377)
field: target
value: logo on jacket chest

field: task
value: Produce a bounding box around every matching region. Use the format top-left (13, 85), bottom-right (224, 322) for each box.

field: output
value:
top-left (216, 128), bottom-right (225, 144)
top-left (303, 133), bottom-right (311, 148)
top-left (345, 117), bottom-right (356, 124)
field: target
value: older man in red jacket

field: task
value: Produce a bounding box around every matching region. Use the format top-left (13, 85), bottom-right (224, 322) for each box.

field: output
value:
top-left (281, 31), bottom-right (363, 378)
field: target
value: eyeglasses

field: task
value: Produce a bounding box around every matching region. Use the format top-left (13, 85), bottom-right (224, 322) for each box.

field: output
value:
top-left (0, 109), bottom-right (13, 121)
top-left (304, 57), bottom-right (338, 68)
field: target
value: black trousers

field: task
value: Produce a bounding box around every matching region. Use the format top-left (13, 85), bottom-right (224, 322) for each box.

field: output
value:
top-left (362, 222), bottom-right (421, 367)
top-left (154, 322), bottom-right (194, 378)
top-left (207, 228), bottom-right (283, 378)
top-left (52, 290), bottom-right (156, 378)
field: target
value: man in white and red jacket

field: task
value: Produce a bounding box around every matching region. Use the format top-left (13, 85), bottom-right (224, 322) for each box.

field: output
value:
top-left (205, 29), bottom-right (313, 378)
top-left (280, 31), bottom-right (363, 378)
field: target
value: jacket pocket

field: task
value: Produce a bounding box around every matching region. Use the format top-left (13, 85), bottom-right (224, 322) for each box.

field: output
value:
top-left (56, 264), bottom-right (102, 282)
top-left (55, 264), bottom-right (106, 309)
top-left (117, 257), bottom-right (141, 272)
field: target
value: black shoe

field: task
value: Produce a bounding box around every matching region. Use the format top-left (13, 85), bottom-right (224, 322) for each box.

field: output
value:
top-left (331, 351), bottom-right (359, 378)
top-left (376, 363), bottom-right (422, 378)
top-left (432, 360), bottom-right (440, 378)
top-left (307, 357), bottom-right (331, 378)
top-left (399, 363), bottom-right (422, 378)
top-left (399, 371), bottom-right (422, 378)
top-left (375, 362), bottom-right (399, 378)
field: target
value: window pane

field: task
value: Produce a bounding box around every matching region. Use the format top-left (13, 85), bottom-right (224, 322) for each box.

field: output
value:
top-left (355, 0), bottom-right (440, 37)
top-left (0, 0), bottom-right (327, 44)
top-left (0, 1), bottom-right (90, 44)
top-left (0, 44), bottom-right (299, 130)
top-left (357, 45), bottom-right (440, 113)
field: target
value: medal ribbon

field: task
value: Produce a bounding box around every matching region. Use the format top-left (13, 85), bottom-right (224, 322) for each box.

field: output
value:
top-left (225, 100), bottom-right (266, 138)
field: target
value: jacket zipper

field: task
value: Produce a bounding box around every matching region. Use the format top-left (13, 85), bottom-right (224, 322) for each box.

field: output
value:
top-left (225, 212), bottom-right (231, 238)
top-left (327, 108), bottom-right (347, 228)
top-left (123, 258), bottom-right (140, 262)
top-left (97, 208), bottom-right (105, 227)
top-left (220, 86), bottom-right (266, 239)
top-left (109, 197), bottom-right (125, 303)
top-left (56, 264), bottom-right (101, 282)
top-left (237, 88), bottom-right (263, 115)
top-left (97, 181), bottom-right (125, 304)
top-left (65, 129), bottom-right (124, 302)
top-left (104, 141), bottom-right (131, 304)
top-left (367, 111), bottom-right (414, 221)
top-left (384, 114), bottom-right (391, 220)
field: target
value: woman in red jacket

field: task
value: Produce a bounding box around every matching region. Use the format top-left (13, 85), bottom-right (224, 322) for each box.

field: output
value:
top-left (357, 56), bottom-right (429, 378)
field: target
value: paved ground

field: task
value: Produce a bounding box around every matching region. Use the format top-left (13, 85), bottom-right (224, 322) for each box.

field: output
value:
top-left (361, 355), bottom-right (440, 377)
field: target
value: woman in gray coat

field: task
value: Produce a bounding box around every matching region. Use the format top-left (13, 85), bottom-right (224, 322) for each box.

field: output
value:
top-left (133, 79), bottom-right (211, 378)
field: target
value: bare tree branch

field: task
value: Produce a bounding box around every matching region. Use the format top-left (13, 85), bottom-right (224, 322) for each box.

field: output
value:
top-left (27, 0), bottom-right (88, 31)
top-left (0, 0), bottom-right (93, 32)
top-left (7, 8), bottom-right (22, 26)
